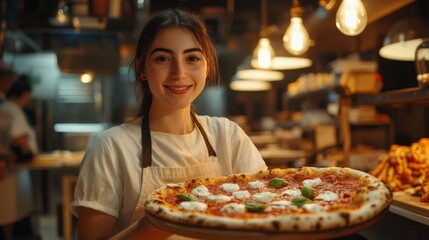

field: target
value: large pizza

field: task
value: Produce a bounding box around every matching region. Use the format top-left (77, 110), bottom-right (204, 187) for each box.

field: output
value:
top-left (145, 167), bottom-right (392, 235)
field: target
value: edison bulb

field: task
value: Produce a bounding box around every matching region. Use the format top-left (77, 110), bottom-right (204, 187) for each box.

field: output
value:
top-left (336, 0), bottom-right (367, 36)
top-left (80, 73), bottom-right (93, 83)
top-left (283, 17), bottom-right (310, 56)
top-left (252, 38), bottom-right (275, 69)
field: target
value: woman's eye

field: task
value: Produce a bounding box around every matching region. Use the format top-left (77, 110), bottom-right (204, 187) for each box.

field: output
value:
top-left (187, 56), bottom-right (200, 62)
top-left (155, 56), bottom-right (169, 62)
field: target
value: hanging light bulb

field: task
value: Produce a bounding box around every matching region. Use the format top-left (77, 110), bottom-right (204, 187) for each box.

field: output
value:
top-left (335, 0), bottom-right (367, 36)
top-left (283, 0), bottom-right (310, 56)
top-left (252, 38), bottom-right (275, 69)
top-left (251, 0), bottom-right (275, 69)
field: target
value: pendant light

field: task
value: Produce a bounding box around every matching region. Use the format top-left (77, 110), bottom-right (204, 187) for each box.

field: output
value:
top-left (236, 56), bottom-right (285, 82)
top-left (251, 56), bottom-right (312, 70)
top-left (252, 0), bottom-right (275, 69)
top-left (283, 0), bottom-right (310, 56)
top-left (229, 76), bottom-right (272, 91)
top-left (252, 38), bottom-right (275, 69)
top-left (335, 0), bottom-right (367, 36)
top-left (379, 18), bottom-right (429, 61)
top-left (49, 0), bottom-right (71, 26)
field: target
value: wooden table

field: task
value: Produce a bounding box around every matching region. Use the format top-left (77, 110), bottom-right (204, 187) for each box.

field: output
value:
top-left (259, 147), bottom-right (308, 168)
top-left (13, 152), bottom-right (83, 240)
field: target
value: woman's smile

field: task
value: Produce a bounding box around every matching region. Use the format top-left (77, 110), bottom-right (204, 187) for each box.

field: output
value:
top-left (164, 84), bottom-right (193, 94)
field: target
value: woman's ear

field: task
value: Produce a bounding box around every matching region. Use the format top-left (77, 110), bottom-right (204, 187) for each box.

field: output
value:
top-left (140, 72), bottom-right (146, 81)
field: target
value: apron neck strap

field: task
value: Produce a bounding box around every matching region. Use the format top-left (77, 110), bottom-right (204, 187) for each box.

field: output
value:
top-left (141, 111), bottom-right (217, 168)
top-left (191, 113), bottom-right (217, 157)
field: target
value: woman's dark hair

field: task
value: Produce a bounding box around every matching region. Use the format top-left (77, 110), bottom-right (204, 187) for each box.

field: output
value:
top-left (6, 75), bottom-right (32, 99)
top-left (131, 8), bottom-right (220, 117)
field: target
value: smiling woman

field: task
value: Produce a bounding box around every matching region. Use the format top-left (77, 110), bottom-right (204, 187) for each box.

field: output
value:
top-left (70, 8), bottom-right (267, 240)
top-left (144, 28), bottom-right (208, 116)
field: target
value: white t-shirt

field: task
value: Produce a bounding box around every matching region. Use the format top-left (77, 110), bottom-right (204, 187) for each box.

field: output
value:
top-left (0, 100), bottom-right (35, 224)
top-left (71, 115), bottom-right (267, 232)
top-left (0, 100), bottom-right (38, 154)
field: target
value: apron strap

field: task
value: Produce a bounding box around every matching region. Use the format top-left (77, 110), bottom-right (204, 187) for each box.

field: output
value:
top-left (141, 111), bottom-right (152, 168)
top-left (141, 111), bottom-right (217, 168)
top-left (191, 112), bottom-right (217, 157)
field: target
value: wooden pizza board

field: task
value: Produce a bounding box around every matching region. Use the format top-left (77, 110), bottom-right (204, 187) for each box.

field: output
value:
top-left (146, 209), bottom-right (389, 240)
top-left (392, 191), bottom-right (429, 218)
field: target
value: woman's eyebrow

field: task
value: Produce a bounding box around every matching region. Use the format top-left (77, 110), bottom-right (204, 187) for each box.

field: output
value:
top-left (184, 48), bottom-right (203, 54)
top-left (150, 47), bottom-right (202, 55)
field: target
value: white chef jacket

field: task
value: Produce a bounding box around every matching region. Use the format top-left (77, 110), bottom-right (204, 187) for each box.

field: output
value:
top-left (71, 115), bottom-right (267, 233)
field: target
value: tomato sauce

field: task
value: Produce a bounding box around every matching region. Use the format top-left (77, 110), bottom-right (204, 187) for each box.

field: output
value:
top-left (164, 174), bottom-right (362, 218)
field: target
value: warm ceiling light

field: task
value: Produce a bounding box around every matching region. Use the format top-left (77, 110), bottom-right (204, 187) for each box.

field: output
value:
top-left (283, 0), bottom-right (310, 55)
top-left (252, 0), bottom-right (275, 69)
top-left (80, 72), bottom-right (93, 83)
top-left (236, 69), bottom-right (284, 81)
top-left (230, 79), bottom-right (272, 91)
top-left (335, 0), bottom-right (367, 36)
top-left (251, 56), bottom-right (312, 70)
top-left (252, 38), bottom-right (275, 69)
top-left (379, 18), bottom-right (429, 61)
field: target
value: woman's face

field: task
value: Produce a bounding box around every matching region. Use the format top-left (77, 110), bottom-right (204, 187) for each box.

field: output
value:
top-left (144, 27), bottom-right (208, 111)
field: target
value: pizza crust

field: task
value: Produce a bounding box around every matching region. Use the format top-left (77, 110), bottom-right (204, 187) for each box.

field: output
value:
top-left (145, 167), bottom-right (392, 232)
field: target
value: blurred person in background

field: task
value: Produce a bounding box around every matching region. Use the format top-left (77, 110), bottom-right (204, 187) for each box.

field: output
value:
top-left (0, 74), bottom-right (39, 240)
top-left (2, 75), bottom-right (38, 160)
top-left (0, 67), bottom-right (15, 165)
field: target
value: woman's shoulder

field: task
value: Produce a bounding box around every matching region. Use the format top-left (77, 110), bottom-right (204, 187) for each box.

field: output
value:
top-left (196, 115), bottom-right (233, 126)
top-left (196, 115), bottom-right (241, 133)
top-left (95, 122), bottom-right (140, 142)
top-left (0, 100), bottom-right (19, 112)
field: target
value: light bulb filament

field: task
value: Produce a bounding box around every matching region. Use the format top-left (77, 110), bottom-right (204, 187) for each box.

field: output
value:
top-left (253, 38), bottom-right (275, 69)
top-left (283, 17), bottom-right (310, 55)
top-left (336, 0), bottom-right (367, 36)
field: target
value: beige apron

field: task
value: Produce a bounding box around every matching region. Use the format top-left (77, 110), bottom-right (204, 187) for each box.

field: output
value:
top-left (129, 113), bottom-right (221, 239)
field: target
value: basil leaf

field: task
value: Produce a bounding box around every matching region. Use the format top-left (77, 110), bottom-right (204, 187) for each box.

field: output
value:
top-left (291, 196), bottom-right (312, 207)
top-left (268, 178), bottom-right (289, 189)
top-left (176, 193), bottom-right (199, 201)
top-left (245, 202), bottom-right (265, 212)
top-left (301, 185), bottom-right (315, 199)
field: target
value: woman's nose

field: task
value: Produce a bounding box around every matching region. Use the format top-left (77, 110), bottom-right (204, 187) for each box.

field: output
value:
top-left (170, 60), bottom-right (186, 80)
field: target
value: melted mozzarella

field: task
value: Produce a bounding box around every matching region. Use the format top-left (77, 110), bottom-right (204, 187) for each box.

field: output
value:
top-left (303, 178), bottom-right (322, 187)
top-left (315, 191), bottom-right (339, 201)
top-left (220, 183), bottom-right (240, 192)
top-left (271, 200), bottom-right (296, 209)
top-left (207, 195), bottom-right (232, 203)
top-left (248, 180), bottom-right (265, 190)
top-left (220, 203), bottom-right (246, 214)
top-left (252, 192), bottom-right (277, 203)
top-left (303, 203), bottom-right (324, 212)
top-left (281, 188), bottom-right (302, 198)
top-left (191, 185), bottom-right (211, 197)
top-left (178, 202), bottom-right (208, 211)
top-left (232, 190), bottom-right (250, 199)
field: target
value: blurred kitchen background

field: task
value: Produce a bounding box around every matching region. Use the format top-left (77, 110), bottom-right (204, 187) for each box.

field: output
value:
top-left (1, 0), bottom-right (427, 154)
top-left (1, 0), bottom-right (429, 238)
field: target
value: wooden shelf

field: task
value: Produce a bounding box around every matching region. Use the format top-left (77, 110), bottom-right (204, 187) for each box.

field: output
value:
top-left (284, 85), bottom-right (345, 103)
top-left (352, 87), bottom-right (429, 106)
top-left (286, 86), bottom-right (429, 107)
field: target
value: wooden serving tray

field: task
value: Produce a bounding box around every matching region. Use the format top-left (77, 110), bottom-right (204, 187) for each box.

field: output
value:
top-left (146, 208), bottom-right (388, 240)
top-left (392, 191), bottom-right (429, 218)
